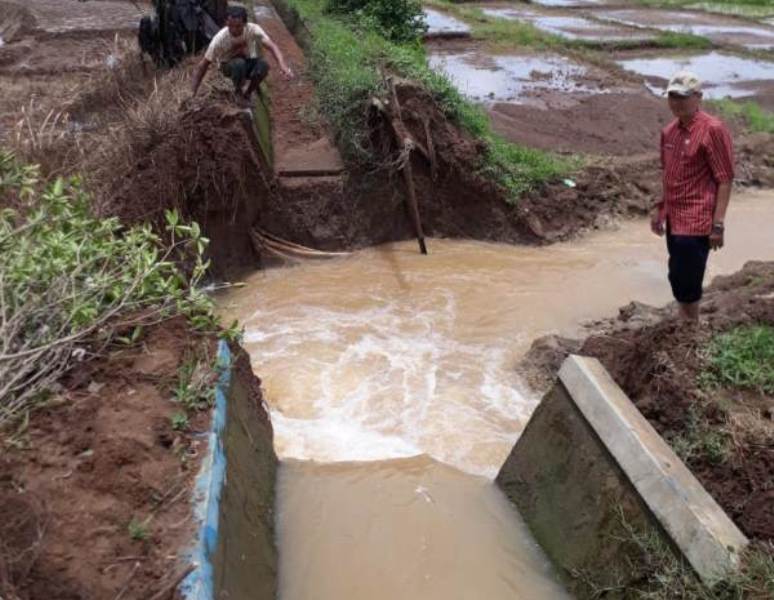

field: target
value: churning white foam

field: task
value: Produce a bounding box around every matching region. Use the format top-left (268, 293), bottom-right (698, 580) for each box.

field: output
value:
top-left (242, 291), bottom-right (532, 478)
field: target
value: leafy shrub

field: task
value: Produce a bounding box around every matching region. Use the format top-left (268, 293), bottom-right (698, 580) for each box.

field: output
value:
top-left (0, 151), bottom-right (217, 431)
top-left (326, 0), bottom-right (427, 42)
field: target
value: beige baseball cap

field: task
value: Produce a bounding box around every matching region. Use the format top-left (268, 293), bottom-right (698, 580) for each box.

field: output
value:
top-left (666, 70), bottom-right (702, 96)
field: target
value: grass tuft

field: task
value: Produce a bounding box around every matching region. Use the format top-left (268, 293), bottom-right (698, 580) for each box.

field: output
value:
top-left (622, 518), bottom-right (774, 599)
top-left (652, 30), bottom-right (713, 49)
top-left (669, 404), bottom-right (733, 466)
top-left (708, 99), bottom-right (774, 134)
top-left (701, 325), bottom-right (774, 394)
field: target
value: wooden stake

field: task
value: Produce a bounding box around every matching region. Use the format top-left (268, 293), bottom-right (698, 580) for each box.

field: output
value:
top-left (387, 78), bottom-right (427, 255)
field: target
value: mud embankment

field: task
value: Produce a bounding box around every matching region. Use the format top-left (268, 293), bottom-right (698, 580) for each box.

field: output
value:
top-left (0, 317), bottom-right (274, 599)
top-left (0, 317), bottom-right (277, 599)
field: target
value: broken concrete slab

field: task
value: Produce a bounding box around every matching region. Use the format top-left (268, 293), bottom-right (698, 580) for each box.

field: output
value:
top-left (254, 3), bottom-right (281, 22)
top-left (497, 355), bottom-right (747, 594)
top-left (598, 8), bottom-right (774, 49)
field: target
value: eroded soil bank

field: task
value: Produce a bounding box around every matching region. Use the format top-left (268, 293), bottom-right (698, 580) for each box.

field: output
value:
top-left (1, 320), bottom-right (202, 597)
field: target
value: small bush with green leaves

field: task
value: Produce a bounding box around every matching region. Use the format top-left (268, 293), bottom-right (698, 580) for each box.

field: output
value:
top-left (0, 151), bottom-right (219, 431)
top-left (326, 0), bottom-right (427, 43)
top-left (702, 325), bottom-right (774, 394)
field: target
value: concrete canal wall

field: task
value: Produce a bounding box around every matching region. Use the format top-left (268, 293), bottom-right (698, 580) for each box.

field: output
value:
top-left (497, 355), bottom-right (748, 596)
top-left (182, 341), bottom-right (279, 600)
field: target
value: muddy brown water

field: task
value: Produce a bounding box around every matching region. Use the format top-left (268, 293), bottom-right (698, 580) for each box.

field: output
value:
top-left (220, 189), bottom-right (774, 599)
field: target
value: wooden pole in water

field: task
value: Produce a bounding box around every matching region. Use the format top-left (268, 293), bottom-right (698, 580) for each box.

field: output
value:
top-left (400, 149), bottom-right (427, 255)
top-left (388, 78), bottom-right (428, 256)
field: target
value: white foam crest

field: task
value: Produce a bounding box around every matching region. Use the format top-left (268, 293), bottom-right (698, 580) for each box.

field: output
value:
top-left (240, 289), bottom-right (535, 476)
top-left (270, 410), bottom-right (422, 463)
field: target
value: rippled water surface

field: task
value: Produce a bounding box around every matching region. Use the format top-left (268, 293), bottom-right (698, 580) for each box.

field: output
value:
top-left (220, 190), bottom-right (774, 600)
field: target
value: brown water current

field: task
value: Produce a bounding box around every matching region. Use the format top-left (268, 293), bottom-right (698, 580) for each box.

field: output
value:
top-left (220, 189), bottom-right (774, 599)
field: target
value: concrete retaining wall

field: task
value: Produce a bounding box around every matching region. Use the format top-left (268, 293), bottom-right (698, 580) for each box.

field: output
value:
top-left (182, 341), bottom-right (279, 599)
top-left (497, 355), bottom-right (747, 597)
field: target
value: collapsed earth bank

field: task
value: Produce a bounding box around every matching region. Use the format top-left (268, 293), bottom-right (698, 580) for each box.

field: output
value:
top-left (102, 71), bottom-right (774, 282)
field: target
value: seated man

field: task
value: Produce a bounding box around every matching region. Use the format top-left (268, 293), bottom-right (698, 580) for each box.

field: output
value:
top-left (191, 5), bottom-right (292, 102)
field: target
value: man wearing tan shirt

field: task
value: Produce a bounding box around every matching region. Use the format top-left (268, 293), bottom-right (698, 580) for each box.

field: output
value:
top-left (191, 5), bottom-right (293, 102)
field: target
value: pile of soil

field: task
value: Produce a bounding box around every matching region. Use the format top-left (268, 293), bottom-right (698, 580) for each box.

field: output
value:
top-left (98, 80), bottom-right (276, 278)
top-left (519, 261), bottom-right (774, 545)
top-left (491, 92), bottom-right (672, 157)
top-left (0, 319), bottom-right (212, 600)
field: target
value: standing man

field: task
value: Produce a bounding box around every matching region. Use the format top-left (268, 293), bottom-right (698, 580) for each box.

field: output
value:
top-left (651, 71), bottom-right (734, 322)
top-left (191, 5), bottom-right (293, 102)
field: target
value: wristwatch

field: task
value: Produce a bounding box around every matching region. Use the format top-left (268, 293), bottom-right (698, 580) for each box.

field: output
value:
top-left (712, 222), bottom-right (724, 232)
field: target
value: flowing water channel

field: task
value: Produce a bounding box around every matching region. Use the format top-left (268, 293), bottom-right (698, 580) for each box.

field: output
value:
top-left (219, 189), bottom-right (774, 599)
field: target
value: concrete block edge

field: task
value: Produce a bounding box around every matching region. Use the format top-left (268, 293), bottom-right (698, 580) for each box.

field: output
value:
top-left (180, 339), bottom-right (231, 600)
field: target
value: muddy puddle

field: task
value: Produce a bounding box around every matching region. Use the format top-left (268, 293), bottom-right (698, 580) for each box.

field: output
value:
top-left (423, 8), bottom-right (471, 38)
top-left (598, 8), bottom-right (774, 49)
top-left (220, 189), bottom-right (774, 599)
top-left (480, 6), bottom-right (654, 42)
top-left (617, 51), bottom-right (774, 100)
top-left (427, 49), bottom-right (613, 107)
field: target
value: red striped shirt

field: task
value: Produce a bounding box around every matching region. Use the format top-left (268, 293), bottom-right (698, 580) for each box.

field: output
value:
top-left (659, 110), bottom-right (734, 236)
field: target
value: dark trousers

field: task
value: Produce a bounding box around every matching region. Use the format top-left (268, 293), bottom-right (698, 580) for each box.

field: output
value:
top-left (666, 228), bottom-right (710, 304)
top-left (220, 57), bottom-right (269, 90)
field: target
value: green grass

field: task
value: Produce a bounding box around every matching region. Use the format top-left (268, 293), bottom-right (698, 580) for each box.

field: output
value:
top-left (652, 30), bottom-right (714, 48)
top-left (173, 359), bottom-right (215, 411)
top-left (616, 513), bottom-right (774, 599)
top-left (424, 0), bottom-right (561, 48)
top-left (702, 325), bottom-right (774, 394)
top-left (128, 517), bottom-right (150, 541)
top-left (638, 0), bottom-right (774, 8)
top-left (636, 0), bottom-right (774, 18)
top-left (708, 99), bottom-right (774, 133)
top-left (170, 411), bottom-right (189, 431)
top-left (280, 0), bottom-right (569, 201)
top-left (688, 2), bottom-right (774, 18)
top-left (669, 404), bottom-right (733, 466)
